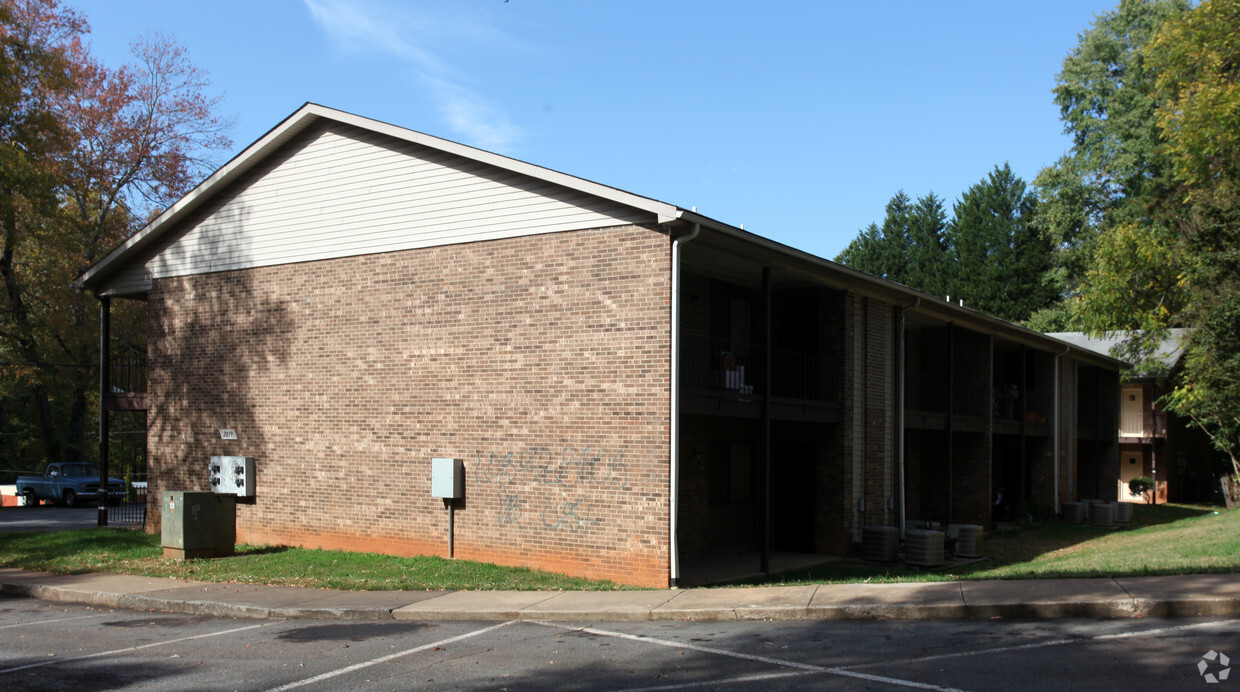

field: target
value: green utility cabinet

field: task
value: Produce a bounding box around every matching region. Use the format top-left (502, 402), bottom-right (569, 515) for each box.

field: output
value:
top-left (161, 491), bottom-right (236, 559)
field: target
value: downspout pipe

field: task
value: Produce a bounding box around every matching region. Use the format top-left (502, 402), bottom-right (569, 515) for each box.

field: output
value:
top-left (897, 297), bottom-right (919, 538)
top-left (1054, 344), bottom-right (1069, 512)
top-left (669, 222), bottom-right (699, 587)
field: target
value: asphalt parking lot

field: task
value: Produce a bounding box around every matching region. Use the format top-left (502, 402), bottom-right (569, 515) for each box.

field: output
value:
top-left (1, 596), bottom-right (1236, 691)
top-left (0, 505), bottom-right (104, 533)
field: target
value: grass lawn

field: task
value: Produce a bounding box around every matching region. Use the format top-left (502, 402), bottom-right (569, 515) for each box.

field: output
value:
top-left (0, 503), bottom-right (1233, 591)
top-left (757, 502), bottom-right (1240, 586)
top-left (0, 529), bottom-right (628, 591)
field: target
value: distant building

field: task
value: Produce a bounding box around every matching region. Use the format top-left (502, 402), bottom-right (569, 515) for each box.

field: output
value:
top-left (1049, 330), bottom-right (1225, 504)
top-left (77, 104), bottom-right (1126, 587)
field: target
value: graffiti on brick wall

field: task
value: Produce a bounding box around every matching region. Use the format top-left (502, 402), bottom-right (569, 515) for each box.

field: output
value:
top-left (475, 446), bottom-right (629, 532)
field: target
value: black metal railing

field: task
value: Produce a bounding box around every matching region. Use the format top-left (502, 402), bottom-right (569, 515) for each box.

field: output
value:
top-left (769, 347), bottom-right (839, 401)
top-left (110, 352), bottom-right (146, 394)
top-left (680, 335), bottom-right (762, 394)
top-left (679, 335), bottom-right (838, 402)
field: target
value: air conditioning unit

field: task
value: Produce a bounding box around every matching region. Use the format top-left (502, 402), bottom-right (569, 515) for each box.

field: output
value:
top-left (1080, 499), bottom-right (1097, 521)
top-left (950, 524), bottom-right (983, 558)
top-left (1060, 501), bottom-right (1085, 524)
top-left (904, 529), bottom-right (945, 567)
top-left (1090, 501), bottom-right (1116, 528)
top-left (862, 525), bottom-right (899, 562)
top-left (1115, 501), bottom-right (1134, 524)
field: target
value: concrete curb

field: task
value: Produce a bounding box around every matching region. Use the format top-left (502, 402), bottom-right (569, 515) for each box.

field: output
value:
top-left (3, 570), bottom-right (1240, 622)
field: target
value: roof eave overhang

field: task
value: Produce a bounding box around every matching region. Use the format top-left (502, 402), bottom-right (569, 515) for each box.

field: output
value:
top-left (680, 212), bottom-right (1128, 371)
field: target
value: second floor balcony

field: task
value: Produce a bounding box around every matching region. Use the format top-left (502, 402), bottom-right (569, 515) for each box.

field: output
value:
top-left (680, 335), bottom-right (839, 405)
top-left (105, 351), bottom-right (147, 411)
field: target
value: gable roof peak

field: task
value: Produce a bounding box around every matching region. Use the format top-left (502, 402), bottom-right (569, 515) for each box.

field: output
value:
top-left (75, 102), bottom-right (685, 291)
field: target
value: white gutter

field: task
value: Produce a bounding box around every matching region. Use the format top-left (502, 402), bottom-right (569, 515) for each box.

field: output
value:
top-left (668, 222), bottom-right (699, 587)
top-left (1054, 344), bottom-right (1070, 511)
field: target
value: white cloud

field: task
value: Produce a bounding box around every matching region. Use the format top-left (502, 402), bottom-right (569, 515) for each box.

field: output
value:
top-left (303, 0), bottom-right (523, 151)
top-left (427, 77), bottom-right (521, 153)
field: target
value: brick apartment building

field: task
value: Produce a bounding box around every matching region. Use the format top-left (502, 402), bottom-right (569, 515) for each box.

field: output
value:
top-left (76, 104), bottom-right (1124, 587)
top-left (1051, 330), bottom-right (1226, 505)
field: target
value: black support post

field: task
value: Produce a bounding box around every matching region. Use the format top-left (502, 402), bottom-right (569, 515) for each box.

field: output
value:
top-left (1020, 344), bottom-right (1028, 505)
top-left (760, 266), bottom-right (772, 576)
top-left (98, 296), bottom-right (110, 527)
top-left (946, 323), bottom-right (954, 527)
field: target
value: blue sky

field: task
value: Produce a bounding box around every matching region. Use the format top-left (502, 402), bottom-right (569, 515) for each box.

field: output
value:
top-left (72, 0), bottom-right (1118, 260)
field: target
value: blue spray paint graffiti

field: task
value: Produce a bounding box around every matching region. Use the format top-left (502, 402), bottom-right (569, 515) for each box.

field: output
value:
top-left (475, 446), bottom-right (629, 531)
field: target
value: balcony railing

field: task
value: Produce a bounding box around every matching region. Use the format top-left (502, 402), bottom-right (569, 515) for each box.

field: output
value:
top-left (1119, 411), bottom-right (1166, 438)
top-left (679, 335), bottom-right (838, 402)
top-left (110, 352), bottom-right (146, 394)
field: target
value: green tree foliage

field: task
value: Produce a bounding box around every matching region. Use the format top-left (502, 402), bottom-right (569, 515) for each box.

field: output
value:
top-left (1048, 0), bottom-right (1189, 222)
top-left (1142, 0), bottom-right (1240, 477)
top-left (1147, 0), bottom-right (1240, 199)
top-left (1066, 0), bottom-right (1240, 479)
top-left (905, 192), bottom-right (951, 299)
top-left (836, 191), bottom-right (912, 283)
top-left (835, 190), bottom-right (949, 297)
top-left (0, 0), bottom-right (229, 471)
top-left (946, 164), bottom-right (1054, 323)
top-left (835, 166), bottom-right (1052, 325)
top-left (1028, 0), bottom-right (1191, 331)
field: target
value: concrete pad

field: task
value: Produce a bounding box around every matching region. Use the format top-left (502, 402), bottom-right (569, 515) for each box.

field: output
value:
top-left (0, 570), bottom-right (210, 609)
top-left (961, 578), bottom-right (1134, 618)
top-left (653, 585), bottom-right (817, 621)
top-left (809, 581), bottom-right (967, 620)
top-left (147, 582), bottom-right (333, 608)
top-left (286, 589), bottom-right (450, 619)
top-left (393, 590), bottom-right (558, 621)
top-left (112, 583), bottom-right (429, 621)
top-left (1, 569), bottom-right (198, 593)
top-left (1116, 574), bottom-right (1240, 617)
top-left (267, 589), bottom-right (440, 619)
top-left (518, 590), bottom-right (678, 621)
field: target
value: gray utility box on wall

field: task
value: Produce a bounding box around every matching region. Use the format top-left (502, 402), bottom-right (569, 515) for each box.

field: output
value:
top-left (209, 456), bottom-right (255, 497)
top-left (431, 458), bottom-right (464, 499)
top-left (161, 491), bottom-right (236, 560)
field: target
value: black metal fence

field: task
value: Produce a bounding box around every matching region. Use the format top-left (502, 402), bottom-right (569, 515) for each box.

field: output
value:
top-left (106, 482), bottom-right (147, 528)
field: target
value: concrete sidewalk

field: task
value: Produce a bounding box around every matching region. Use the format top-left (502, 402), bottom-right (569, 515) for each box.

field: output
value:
top-left (2, 568), bottom-right (1239, 622)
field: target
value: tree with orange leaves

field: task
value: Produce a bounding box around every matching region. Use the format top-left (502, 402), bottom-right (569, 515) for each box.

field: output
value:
top-left (0, 0), bottom-right (230, 470)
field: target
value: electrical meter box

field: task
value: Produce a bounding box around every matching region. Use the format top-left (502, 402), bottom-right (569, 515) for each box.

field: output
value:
top-left (209, 456), bottom-right (255, 497)
top-left (431, 457), bottom-right (464, 499)
top-left (161, 491), bottom-right (236, 559)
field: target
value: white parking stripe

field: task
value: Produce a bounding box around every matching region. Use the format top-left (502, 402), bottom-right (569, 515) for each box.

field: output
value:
top-left (609, 670), bottom-right (816, 691)
top-left (0, 622), bottom-right (269, 674)
top-left (265, 620), bottom-right (517, 692)
top-left (0, 613), bottom-right (107, 630)
top-left (530, 622), bottom-right (826, 672)
top-left (825, 669), bottom-right (966, 691)
top-left (532, 622), bottom-right (964, 691)
top-left (1093, 619), bottom-right (1240, 640)
top-left (838, 618), bottom-right (1240, 672)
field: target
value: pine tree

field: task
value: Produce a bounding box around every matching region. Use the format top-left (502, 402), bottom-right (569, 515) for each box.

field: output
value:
top-left (946, 164), bottom-right (1053, 322)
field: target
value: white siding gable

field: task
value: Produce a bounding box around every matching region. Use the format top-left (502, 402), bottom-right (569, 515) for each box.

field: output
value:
top-left (110, 122), bottom-right (653, 290)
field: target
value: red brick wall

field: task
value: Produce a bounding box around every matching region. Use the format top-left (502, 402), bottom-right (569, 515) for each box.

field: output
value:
top-left (146, 225), bottom-right (673, 587)
top-left (861, 297), bottom-right (894, 530)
